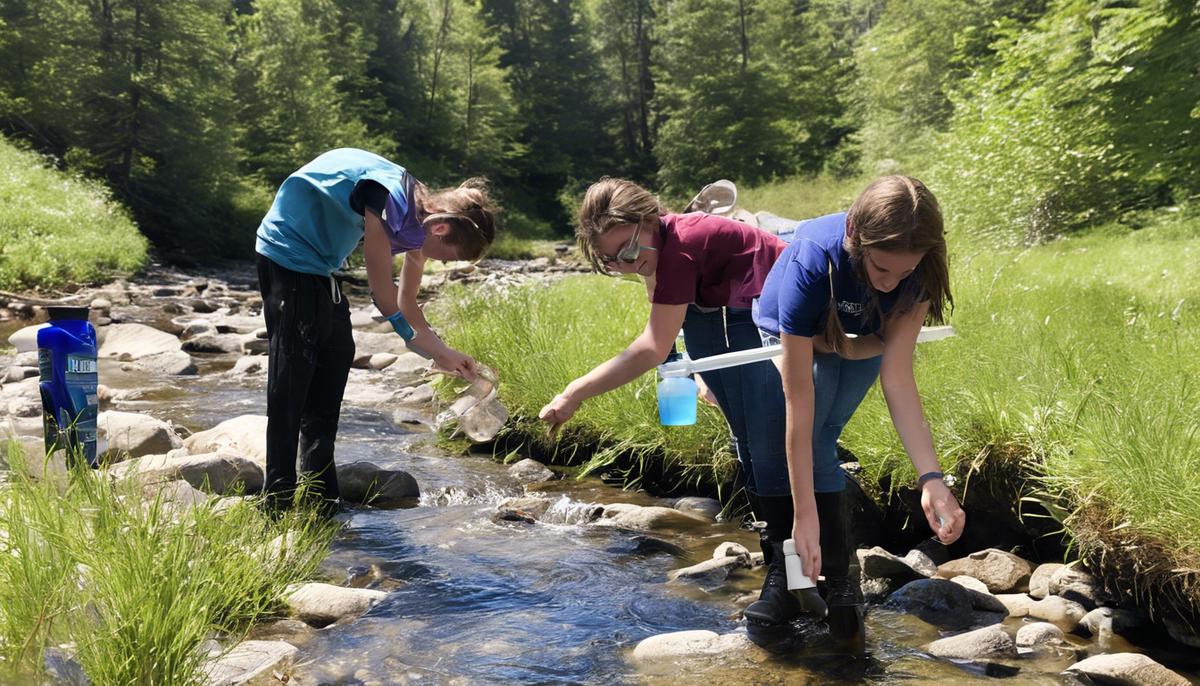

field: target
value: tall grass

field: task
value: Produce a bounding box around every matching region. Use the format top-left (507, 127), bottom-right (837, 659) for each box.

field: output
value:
top-left (0, 139), bottom-right (147, 291)
top-left (435, 275), bottom-right (735, 490)
top-left (0, 442), bottom-right (337, 685)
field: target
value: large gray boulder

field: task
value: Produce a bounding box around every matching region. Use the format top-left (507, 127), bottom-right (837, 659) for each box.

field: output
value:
top-left (631, 630), bottom-right (753, 664)
top-left (925, 625), bottom-right (1016, 660)
top-left (338, 462), bottom-right (419, 508)
top-left (113, 452), bottom-right (264, 495)
top-left (184, 415), bottom-right (268, 466)
top-left (284, 583), bottom-right (387, 628)
top-left (859, 546), bottom-right (937, 582)
top-left (1064, 653), bottom-right (1190, 686)
top-left (667, 555), bottom-right (750, 585)
top-left (99, 410), bottom-right (183, 459)
top-left (99, 323), bottom-right (182, 359)
top-left (883, 579), bottom-right (978, 630)
top-left (936, 548), bottom-right (1033, 593)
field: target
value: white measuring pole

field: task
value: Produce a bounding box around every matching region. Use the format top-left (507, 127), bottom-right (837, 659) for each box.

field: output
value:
top-left (658, 325), bottom-right (956, 378)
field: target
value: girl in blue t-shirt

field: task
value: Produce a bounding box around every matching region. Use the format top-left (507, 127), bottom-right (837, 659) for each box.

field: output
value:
top-left (753, 175), bottom-right (966, 649)
top-left (255, 148), bottom-right (497, 512)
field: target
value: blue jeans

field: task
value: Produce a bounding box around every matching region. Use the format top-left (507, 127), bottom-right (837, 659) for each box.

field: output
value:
top-left (682, 306), bottom-right (790, 497)
top-left (758, 331), bottom-right (883, 493)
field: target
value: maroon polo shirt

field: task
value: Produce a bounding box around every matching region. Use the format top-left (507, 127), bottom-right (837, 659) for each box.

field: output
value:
top-left (651, 213), bottom-right (787, 309)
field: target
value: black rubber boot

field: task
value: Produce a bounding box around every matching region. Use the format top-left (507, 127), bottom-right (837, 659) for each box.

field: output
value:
top-left (743, 493), bottom-right (803, 625)
top-left (816, 490), bottom-right (866, 655)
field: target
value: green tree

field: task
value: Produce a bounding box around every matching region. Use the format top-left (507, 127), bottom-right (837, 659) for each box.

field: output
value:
top-left (592, 0), bottom-right (658, 182)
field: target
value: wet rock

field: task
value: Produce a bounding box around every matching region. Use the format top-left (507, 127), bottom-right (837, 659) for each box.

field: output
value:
top-left (112, 452), bottom-right (264, 495)
top-left (188, 299), bottom-right (217, 314)
top-left (90, 297), bottom-right (112, 312)
top-left (231, 356), bottom-right (267, 375)
top-left (507, 458), bottom-right (554, 484)
top-left (631, 630), bottom-right (752, 664)
top-left (630, 536), bottom-right (688, 558)
top-left (1028, 595), bottom-right (1088, 630)
top-left (99, 410), bottom-right (184, 459)
top-left (713, 542), bottom-right (751, 560)
top-left (673, 496), bottom-right (722, 520)
top-left (883, 579), bottom-right (977, 630)
top-left (948, 577), bottom-right (1009, 615)
top-left (180, 319), bottom-right (219, 340)
top-left (130, 351), bottom-right (198, 376)
top-left (246, 619), bottom-right (317, 648)
top-left (1016, 622), bottom-right (1065, 648)
top-left (285, 583), bottom-right (387, 628)
top-left (668, 555), bottom-right (749, 584)
top-left (1063, 652), bottom-right (1190, 686)
top-left (996, 593), bottom-right (1034, 617)
top-left (203, 639), bottom-right (297, 686)
top-left (936, 548), bottom-right (1033, 593)
top-left (493, 508), bottom-right (537, 524)
top-left (240, 334), bottom-right (268, 355)
top-left (368, 353), bottom-right (398, 370)
top-left (599, 504), bottom-right (711, 532)
top-left (925, 625), bottom-right (1016, 660)
top-left (338, 461), bottom-right (419, 508)
top-left (1048, 565), bottom-right (1109, 610)
top-left (1163, 615), bottom-right (1200, 649)
top-left (394, 383), bottom-right (435, 404)
top-left (496, 495), bottom-right (553, 520)
top-left (184, 415), bottom-right (268, 466)
top-left (7, 324), bottom-right (47, 352)
top-left (182, 333), bottom-right (244, 354)
top-left (1029, 562), bottom-right (1065, 599)
top-left (859, 546), bottom-right (937, 582)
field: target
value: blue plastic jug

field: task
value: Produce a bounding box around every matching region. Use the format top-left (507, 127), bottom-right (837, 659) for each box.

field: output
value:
top-left (37, 306), bottom-right (99, 467)
top-left (656, 376), bottom-right (698, 426)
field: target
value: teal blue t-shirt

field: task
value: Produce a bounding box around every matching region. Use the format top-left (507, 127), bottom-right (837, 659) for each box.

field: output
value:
top-left (255, 148), bottom-right (418, 276)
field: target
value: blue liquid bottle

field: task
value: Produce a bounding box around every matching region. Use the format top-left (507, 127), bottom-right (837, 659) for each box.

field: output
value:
top-left (656, 349), bottom-right (698, 426)
top-left (37, 306), bottom-right (99, 467)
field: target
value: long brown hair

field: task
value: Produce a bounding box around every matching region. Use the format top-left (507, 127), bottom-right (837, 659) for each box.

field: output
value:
top-left (822, 175), bottom-right (952, 355)
top-left (575, 177), bottom-right (663, 273)
top-left (419, 177), bottom-right (498, 260)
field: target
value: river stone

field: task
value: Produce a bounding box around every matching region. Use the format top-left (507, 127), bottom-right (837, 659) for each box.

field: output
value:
top-left (368, 353), bottom-right (398, 370)
top-left (1162, 616), bottom-right (1200, 649)
top-left (0, 376), bottom-right (41, 417)
top-left (7, 324), bottom-right (47, 353)
top-left (496, 495), bottom-right (554, 521)
top-left (883, 579), bottom-right (977, 630)
top-left (950, 575), bottom-right (990, 594)
top-left (180, 319), bottom-right (219, 340)
top-left (231, 356), bottom-right (267, 375)
top-left (114, 452), bottom-right (264, 495)
top-left (203, 639), bottom-right (298, 686)
top-left (1016, 621), bottom-right (1065, 648)
top-left (508, 458), bottom-right (554, 484)
top-left (240, 333), bottom-right (268, 355)
top-left (13, 350), bottom-right (38, 366)
top-left (99, 323), bottom-right (182, 358)
top-left (90, 297), bottom-right (112, 312)
top-left (859, 546), bottom-right (936, 582)
top-left (285, 583), bottom-right (387, 628)
top-left (184, 415), bottom-right (268, 466)
top-left (1048, 565), bottom-right (1108, 610)
top-left (1029, 562), bottom-right (1065, 599)
top-left (937, 548), bottom-right (1033, 593)
top-left (673, 496), bottom-right (722, 520)
top-left (713, 542), bottom-right (752, 560)
top-left (394, 383), bottom-right (435, 404)
top-left (182, 333), bottom-right (244, 354)
top-left (338, 462), bottom-right (419, 508)
top-left (1028, 595), bottom-right (1088, 630)
top-left (129, 351), bottom-right (198, 376)
top-left (246, 619), bottom-right (317, 648)
top-left (144, 479), bottom-right (211, 510)
top-left (600, 504), bottom-right (711, 532)
top-left (925, 624), bottom-right (1016, 660)
top-left (99, 410), bottom-right (184, 459)
top-left (3, 365), bottom-right (38, 383)
top-left (948, 578), bottom-right (1009, 615)
top-left (380, 352), bottom-right (430, 377)
top-left (351, 331), bottom-right (410, 358)
top-left (1064, 653), bottom-right (1190, 686)
top-left (668, 555), bottom-right (749, 584)
top-left (631, 630), bottom-right (752, 664)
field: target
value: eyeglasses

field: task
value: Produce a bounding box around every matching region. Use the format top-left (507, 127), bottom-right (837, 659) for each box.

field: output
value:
top-left (599, 221), bottom-right (657, 264)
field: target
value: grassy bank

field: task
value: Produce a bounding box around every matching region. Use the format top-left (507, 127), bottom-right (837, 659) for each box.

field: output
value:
top-left (0, 443), bottom-right (337, 685)
top-left (437, 176), bottom-right (1200, 615)
top-left (0, 140), bottom-right (147, 291)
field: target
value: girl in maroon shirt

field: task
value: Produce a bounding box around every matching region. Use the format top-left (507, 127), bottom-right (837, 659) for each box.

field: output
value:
top-left (538, 177), bottom-right (811, 627)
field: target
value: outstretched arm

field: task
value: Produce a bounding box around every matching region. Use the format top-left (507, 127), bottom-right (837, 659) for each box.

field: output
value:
top-left (778, 333), bottom-right (822, 581)
top-left (539, 302), bottom-right (687, 426)
top-left (880, 301), bottom-right (965, 543)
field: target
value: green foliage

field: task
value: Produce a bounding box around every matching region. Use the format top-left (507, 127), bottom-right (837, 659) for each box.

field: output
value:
top-left (927, 0), bottom-right (1200, 245)
top-left (0, 443), bottom-right (337, 685)
top-left (0, 140), bottom-right (146, 290)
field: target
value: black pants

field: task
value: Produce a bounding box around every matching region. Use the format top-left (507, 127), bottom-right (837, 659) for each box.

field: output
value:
top-left (256, 254), bottom-right (355, 507)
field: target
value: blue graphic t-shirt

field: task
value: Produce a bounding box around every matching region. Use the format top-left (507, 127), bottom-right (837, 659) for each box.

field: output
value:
top-left (753, 212), bottom-right (920, 337)
top-left (255, 148), bottom-right (424, 276)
